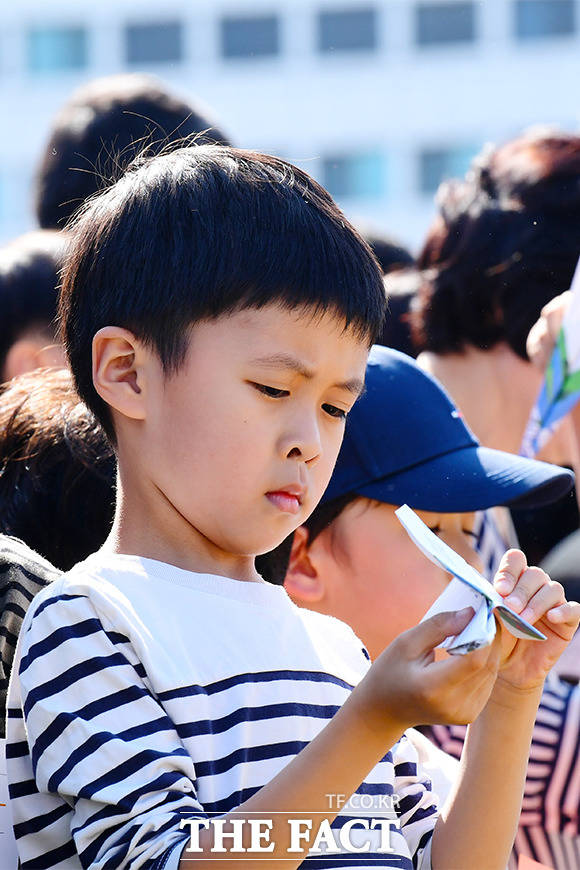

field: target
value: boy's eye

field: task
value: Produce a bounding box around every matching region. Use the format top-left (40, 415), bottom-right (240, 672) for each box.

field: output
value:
top-left (253, 383), bottom-right (290, 399)
top-left (428, 525), bottom-right (441, 535)
top-left (322, 403), bottom-right (347, 420)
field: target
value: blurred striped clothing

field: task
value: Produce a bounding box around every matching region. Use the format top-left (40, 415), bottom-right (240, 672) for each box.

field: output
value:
top-left (425, 671), bottom-right (580, 870)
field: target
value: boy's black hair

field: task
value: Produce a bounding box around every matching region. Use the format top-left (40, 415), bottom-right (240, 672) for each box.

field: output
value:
top-left (412, 131), bottom-right (580, 359)
top-left (0, 231), bottom-right (67, 379)
top-left (36, 73), bottom-right (232, 229)
top-left (59, 145), bottom-right (386, 443)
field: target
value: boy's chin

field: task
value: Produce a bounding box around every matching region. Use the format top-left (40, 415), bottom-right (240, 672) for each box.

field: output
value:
top-left (254, 520), bottom-right (305, 556)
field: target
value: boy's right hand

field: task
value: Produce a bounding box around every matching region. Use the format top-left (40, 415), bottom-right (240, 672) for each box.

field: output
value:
top-left (357, 608), bottom-right (502, 731)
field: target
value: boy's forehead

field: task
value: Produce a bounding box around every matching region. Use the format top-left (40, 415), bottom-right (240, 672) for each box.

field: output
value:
top-left (193, 305), bottom-right (369, 380)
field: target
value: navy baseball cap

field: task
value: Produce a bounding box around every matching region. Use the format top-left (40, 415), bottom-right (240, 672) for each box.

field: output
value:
top-left (322, 346), bottom-right (574, 512)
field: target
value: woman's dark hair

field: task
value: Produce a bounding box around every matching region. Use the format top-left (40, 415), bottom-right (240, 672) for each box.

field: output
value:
top-left (256, 493), bottom-right (358, 585)
top-left (412, 131), bottom-right (580, 359)
top-left (59, 145), bottom-right (386, 443)
top-left (0, 368), bottom-right (115, 570)
top-left (35, 73), bottom-right (232, 229)
top-left (0, 231), bottom-right (67, 378)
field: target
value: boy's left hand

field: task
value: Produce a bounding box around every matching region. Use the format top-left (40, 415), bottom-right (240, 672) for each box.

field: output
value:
top-left (492, 549), bottom-right (580, 692)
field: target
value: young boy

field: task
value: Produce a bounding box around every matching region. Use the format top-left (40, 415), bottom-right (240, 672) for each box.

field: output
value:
top-left (6, 146), bottom-right (579, 870)
top-left (271, 344), bottom-right (579, 869)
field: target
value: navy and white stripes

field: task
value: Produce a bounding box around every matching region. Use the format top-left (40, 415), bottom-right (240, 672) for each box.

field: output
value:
top-left (6, 553), bottom-right (438, 869)
top-left (426, 670), bottom-right (580, 870)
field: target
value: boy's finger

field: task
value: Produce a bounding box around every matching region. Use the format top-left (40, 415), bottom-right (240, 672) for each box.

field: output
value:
top-left (546, 600), bottom-right (580, 630)
top-left (494, 549), bottom-right (529, 596)
top-left (427, 637), bottom-right (500, 686)
top-left (504, 566), bottom-right (553, 613)
top-left (405, 608), bottom-right (474, 656)
top-left (519, 580), bottom-right (566, 624)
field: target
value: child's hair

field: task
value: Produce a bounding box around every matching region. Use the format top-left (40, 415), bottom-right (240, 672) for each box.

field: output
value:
top-left (0, 231), bottom-right (67, 379)
top-left (58, 145), bottom-right (386, 443)
top-left (358, 226), bottom-right (415, 275)
top-left (0, 368), bottom-right (115, 570)
top-left (35, 73), bottom-right (232, 229)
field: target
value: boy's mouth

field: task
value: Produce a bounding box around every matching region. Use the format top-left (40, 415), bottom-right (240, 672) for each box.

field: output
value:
top-left (266, 487), bottom-right (304, 515)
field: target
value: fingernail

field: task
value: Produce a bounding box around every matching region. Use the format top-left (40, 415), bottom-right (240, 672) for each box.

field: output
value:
top-left (547, 608), bottom-right (563, 622)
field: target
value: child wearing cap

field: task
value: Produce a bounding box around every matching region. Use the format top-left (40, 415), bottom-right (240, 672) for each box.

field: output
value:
top-left (5, 147), bottom-right (579, 870)
top-left (263, 345), bottom-right (578, 869)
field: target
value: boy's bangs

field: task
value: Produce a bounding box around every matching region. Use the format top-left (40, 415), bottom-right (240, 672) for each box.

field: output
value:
top-left (59, 146), bottom-right (387, 437)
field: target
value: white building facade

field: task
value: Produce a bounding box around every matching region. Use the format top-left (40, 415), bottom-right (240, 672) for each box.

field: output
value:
top-left (1, 0), bottom-right (579, 250)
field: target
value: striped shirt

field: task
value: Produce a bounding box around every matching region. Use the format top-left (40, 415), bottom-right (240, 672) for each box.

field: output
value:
top-left (6, 553), bottom-right (438, 870)
top-left (424, 671), bottom-right (580, 870)
top-left (0, 535), bottom-right (59, 739)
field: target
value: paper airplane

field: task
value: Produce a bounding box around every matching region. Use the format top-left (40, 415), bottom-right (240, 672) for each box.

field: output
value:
top-left (395, 505), bottom-right (546, 655)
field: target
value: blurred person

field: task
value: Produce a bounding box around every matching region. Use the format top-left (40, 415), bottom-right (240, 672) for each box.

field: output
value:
top-left (379, 268), bottom-right (421, 358)
top-left (0, 230), bottom-right (67, 380)
top-left (412, 130), bottom-right (580, 563)
top-left (0, 369), bottom-right (114, 868)
top-left (0, 367), bottom-right (115, 747)
top-left (356, 227), bottom-right (418, 357)
top-left (0, 366), bottom-right (115, 571)
top-left (527, 289), bottom-right (580, 684)
top-left (35, 73), bottom-right (231, 229)
top-left (359, 225), bottom-right (415, 275)
top-left (258, 346), bottom-right (580, 870)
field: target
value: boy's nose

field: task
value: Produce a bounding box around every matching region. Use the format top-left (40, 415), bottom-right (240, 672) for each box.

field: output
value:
top-left (282, 421), bottom-right (322, 465)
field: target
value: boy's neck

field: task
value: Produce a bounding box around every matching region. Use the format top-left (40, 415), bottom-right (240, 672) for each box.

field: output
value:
top-left (101, 472), bottom-right (262, 583)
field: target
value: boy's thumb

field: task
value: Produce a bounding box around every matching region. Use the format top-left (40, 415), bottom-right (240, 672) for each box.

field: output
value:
top-left (410, 607), bottom-right (474, 655)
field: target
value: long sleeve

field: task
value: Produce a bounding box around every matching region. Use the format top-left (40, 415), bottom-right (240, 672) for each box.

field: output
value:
top-left (8, 585), bottom-right (205, 870)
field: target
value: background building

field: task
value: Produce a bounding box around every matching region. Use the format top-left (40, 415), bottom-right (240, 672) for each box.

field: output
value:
top-left (1, 0), bottom-right (579, 250)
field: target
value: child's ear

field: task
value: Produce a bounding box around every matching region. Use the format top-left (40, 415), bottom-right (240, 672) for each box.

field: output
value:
top-left (3, 335), bottom-right (62, 380)
top-left (92, 326), bottom-right (149, 422)
top-left (3, 337), bottom-right (44, 380)
top-left (284, 526), bottom-right (325, 603)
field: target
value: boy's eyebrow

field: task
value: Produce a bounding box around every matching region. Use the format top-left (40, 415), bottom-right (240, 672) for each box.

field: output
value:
top-left (248, 353), bottom-right (365, 397)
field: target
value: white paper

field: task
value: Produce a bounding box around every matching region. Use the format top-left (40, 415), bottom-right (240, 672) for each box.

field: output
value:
top-left (395, 505), bottom-right (546, 654)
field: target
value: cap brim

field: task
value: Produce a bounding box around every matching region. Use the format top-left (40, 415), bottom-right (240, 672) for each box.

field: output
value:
top-left (354, 445), bottom-right (575, 512)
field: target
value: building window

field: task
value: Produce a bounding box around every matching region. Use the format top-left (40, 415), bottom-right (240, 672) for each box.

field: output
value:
top-left (419, 145), bottom-right (478, 194)
top-left (220, 15), bottom-right (280, 59)
top-left (415, 2), bottom-right (476, 46)
top-left (27, 26), bottom-right (87, 72)
top-left (514, 0), bottom-right (575, 40)
top-left (318, 8), bottom-right (377, 53)
top-left (322, 152), bottom-right (385, 199)
top-left (125, 22), bottom-right (183, 64)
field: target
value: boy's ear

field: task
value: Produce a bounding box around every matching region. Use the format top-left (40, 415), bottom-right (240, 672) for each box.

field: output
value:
top-left (284, 526), bottom-right (325, 603)
top-left (92, 326), bottom-right (149, 422)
